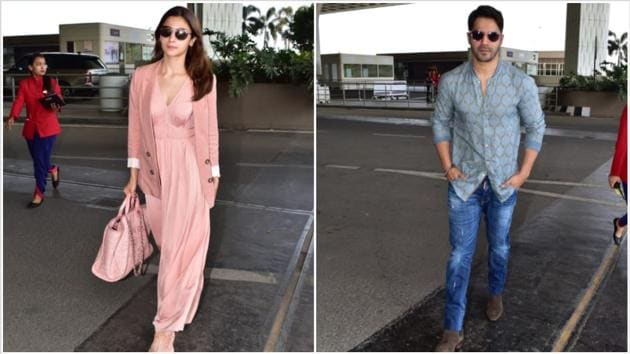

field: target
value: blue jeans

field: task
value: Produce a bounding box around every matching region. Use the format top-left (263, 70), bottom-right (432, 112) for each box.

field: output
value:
top-left (444, 178), bottom-right (517, 331)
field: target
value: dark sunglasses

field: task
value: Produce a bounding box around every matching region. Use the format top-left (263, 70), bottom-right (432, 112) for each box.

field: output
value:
top-left (469, 30), bottom-right (501, 42)
top-left (159, 26), bottom-right (192, 40)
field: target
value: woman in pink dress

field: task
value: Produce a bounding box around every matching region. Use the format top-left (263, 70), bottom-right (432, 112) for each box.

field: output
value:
top-left (123, 6), bottom-right (220, 351)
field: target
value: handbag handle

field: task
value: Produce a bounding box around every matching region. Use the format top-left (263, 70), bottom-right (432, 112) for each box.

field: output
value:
top-left (118, 195), bottom-right (134, 217)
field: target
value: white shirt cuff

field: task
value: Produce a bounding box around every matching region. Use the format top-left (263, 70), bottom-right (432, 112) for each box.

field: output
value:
top-left (127, 158), bottom-right (140, 169)
top-left (211, 165), bottom-right (221, 177)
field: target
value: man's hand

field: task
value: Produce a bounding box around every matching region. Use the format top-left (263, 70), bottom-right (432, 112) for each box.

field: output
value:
top-left (5, 117), bottom-right (15, 130)
top-left (609, 175), bottom-right (622, 189)
top-left (501, 172), bottom-right (528, 189)
top-left (445, 166), bottom-right (466, 181)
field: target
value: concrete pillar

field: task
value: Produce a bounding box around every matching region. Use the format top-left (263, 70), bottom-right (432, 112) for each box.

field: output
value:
top-left (564, 3), bottom-right (610, 76)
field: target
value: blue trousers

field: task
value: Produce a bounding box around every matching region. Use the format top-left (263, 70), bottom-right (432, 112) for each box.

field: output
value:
top-left (444, 178), bottom-right (517, 331)
top-left (26, 133), bottom-right (57, 196)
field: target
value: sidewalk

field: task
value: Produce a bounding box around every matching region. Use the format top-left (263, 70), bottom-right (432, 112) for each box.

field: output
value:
top-left (352, 162), bottom-right (627, 351)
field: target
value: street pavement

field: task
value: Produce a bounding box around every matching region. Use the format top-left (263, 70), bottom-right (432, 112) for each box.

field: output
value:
top-left (3, 119), bottom-right (314, 351)
top-left (316, 107), bottom-right (626, 351)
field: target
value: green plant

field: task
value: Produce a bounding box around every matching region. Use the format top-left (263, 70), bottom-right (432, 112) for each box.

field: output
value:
top-left (286, 5), bottom-right (314, 52)
top-left (207, 5), bottom-right (313, 97)
top-left (242, 5), bottom-right (263, 36)
top-left (560, 31), bottom-right (627, 101)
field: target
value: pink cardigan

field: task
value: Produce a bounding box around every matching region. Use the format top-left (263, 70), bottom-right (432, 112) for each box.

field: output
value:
top-left (127, 61), bottom-right (220, 208)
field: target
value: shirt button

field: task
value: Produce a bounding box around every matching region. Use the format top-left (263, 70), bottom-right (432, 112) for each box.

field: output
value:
top-left (208, 178), bottom-right (213, 183)
top-left (146, 151), bottom-right (151, 157)
top-left (205, 159), bottom-right (210, 165)
top-left (149, 170), bottom-right (155, 175)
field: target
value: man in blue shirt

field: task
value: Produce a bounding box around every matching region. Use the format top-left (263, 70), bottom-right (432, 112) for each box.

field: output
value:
top-left (432, 5), bottom-right (546, 351)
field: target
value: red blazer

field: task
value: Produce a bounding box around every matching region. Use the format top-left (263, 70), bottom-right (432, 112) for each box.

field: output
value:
top-left (610, 105), bottom-right (627, 182)
top-left (127, 61), bottom-right (220, 207)
top-left (9, 76), bottom-right (62, 139)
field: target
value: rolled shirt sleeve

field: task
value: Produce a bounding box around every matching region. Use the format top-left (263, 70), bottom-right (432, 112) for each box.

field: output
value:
top-left (431, 75), bottom-right (454, 144)
top-left (127, 157), bottom-right (140, 169)
top-left (518, 76), bottom-right (546, 152)
top-left (211, 165), bottom-right (220, 177)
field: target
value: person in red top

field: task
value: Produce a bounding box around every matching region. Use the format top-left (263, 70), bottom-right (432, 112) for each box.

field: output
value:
top-left (609, 104), bottom-right (627, 244)
top-left (6, 53), bottom-right (62, 208)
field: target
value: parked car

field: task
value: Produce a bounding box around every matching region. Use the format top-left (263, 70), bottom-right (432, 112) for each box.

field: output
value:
top-left (4, 52), bottom-right (109, 98)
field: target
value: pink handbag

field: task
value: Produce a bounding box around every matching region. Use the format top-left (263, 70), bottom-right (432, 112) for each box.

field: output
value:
top-left (92, 195), bottom-right (153, 282)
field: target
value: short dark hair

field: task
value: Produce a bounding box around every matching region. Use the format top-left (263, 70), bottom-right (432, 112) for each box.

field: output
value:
top-left (468, 5), bottom-right (504, 32)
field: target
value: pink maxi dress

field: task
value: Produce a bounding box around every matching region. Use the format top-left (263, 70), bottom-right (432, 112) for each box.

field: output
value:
top-left (145, 77), bottom-right (211, 332)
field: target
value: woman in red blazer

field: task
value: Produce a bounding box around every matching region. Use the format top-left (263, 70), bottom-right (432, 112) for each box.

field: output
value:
top-left (610, 104), bottom-right (627, 245)
top-left (6, 53), bottom-right (62, 208)
top-left (123, 6), bottom-right (220, 351)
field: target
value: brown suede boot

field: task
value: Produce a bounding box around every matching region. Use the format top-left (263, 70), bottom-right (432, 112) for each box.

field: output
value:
top-left (435, 330), bottom-right (464, 352)
top-left (486, 294), bottom-right (503, 321)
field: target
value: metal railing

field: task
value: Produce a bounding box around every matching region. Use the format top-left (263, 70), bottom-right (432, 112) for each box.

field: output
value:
top-left (318, 79), bottom-right (560, 112)
top-left (317, 80), bottom-right (437, 109)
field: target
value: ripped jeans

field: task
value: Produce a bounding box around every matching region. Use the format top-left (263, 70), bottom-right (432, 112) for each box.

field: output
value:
top-left (444, 177), bottom-right (517, 331)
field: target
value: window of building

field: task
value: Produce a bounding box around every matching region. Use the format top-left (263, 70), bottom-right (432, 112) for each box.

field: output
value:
top-left (125, 43), bottom-right (142, 64)
top-left (343, 64), bottom-right (361, 78)
top-left (538, 62), bottom-right (565, 77)
top-left (362, 64), bottom-right (378, 78)
top-left (103, 41), bottom-right (119, 64)
top-left (142, 46), bottom-right (153, 61)
top-left (378, 65), bottom-right (393, 77)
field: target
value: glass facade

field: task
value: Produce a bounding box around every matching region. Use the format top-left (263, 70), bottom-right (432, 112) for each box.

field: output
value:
top-left (343, 63), bottom-right (394, 79)
top-left (537, 62), bottom-right (564, 76)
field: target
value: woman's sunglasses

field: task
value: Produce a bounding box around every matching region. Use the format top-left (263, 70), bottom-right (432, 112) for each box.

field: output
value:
top-left (159, 26), bottom-right (192, 41)
top-left (469, 30), bottom-right (501, 42)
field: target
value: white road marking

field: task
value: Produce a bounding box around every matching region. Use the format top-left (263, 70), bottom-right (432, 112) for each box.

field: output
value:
top-left (519, 188), bottom-right (624, 209)
top-left (24, 123), bottom-right (128, 129)
top-left (373, 168), bottom-right (625, 209)
top-left (236, 162), bottom-right (313, 169)
top-left (318, 115), bottom-right (432, 126)
top-left (246, 129), bottom-right (313, 134)
top-left (4, 172), bottom-right (313, 216)
top-left (145, 264), bottom-right (279, 284)
top-left (325, 164), bottom-right (361, 170)
top-left (52, 155), bottom-right (126, 161)
top-left (372, 133), bottom-right (426, 138)
top-left (215, 200), bottom-right (312, 216)
top-left (525, 179), bottom-right (605, 188)
top-left (84, 204), bottom-right (118, 211)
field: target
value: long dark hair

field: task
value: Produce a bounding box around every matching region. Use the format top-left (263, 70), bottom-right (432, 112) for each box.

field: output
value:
top-left (151, 6), bottom-right (213, 101)
top-left (30, 53), bottom-right (52, 94)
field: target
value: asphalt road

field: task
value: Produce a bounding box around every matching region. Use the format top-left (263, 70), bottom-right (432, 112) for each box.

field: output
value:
top-left (3, 124), bottom-right (314, 351)
top-left (316, 111), bottom-right (626, 351)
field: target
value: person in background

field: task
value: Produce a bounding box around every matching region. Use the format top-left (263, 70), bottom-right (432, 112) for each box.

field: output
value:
top-left (6, 53), bottom-right (62, 208)
top-left (609, 104), bottom-right (627, 245)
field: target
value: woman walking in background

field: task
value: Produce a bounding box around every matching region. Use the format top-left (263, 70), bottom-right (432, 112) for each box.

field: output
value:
top-left (610, 104), bottom-right (627, 245)
top-left (123, 6), bottom-right (220, 351)
top-left (5, 53), bottom-right (62, 208)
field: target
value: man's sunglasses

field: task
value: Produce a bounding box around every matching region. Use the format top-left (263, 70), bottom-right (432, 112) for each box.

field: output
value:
top-left (159, 27), bottom-right (192, 40)
top-left (469, 30), bottom-right (501, 42)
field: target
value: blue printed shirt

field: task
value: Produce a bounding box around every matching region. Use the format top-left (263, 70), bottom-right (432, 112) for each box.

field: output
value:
top-left (431, 60), bottom-right (546, 202)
